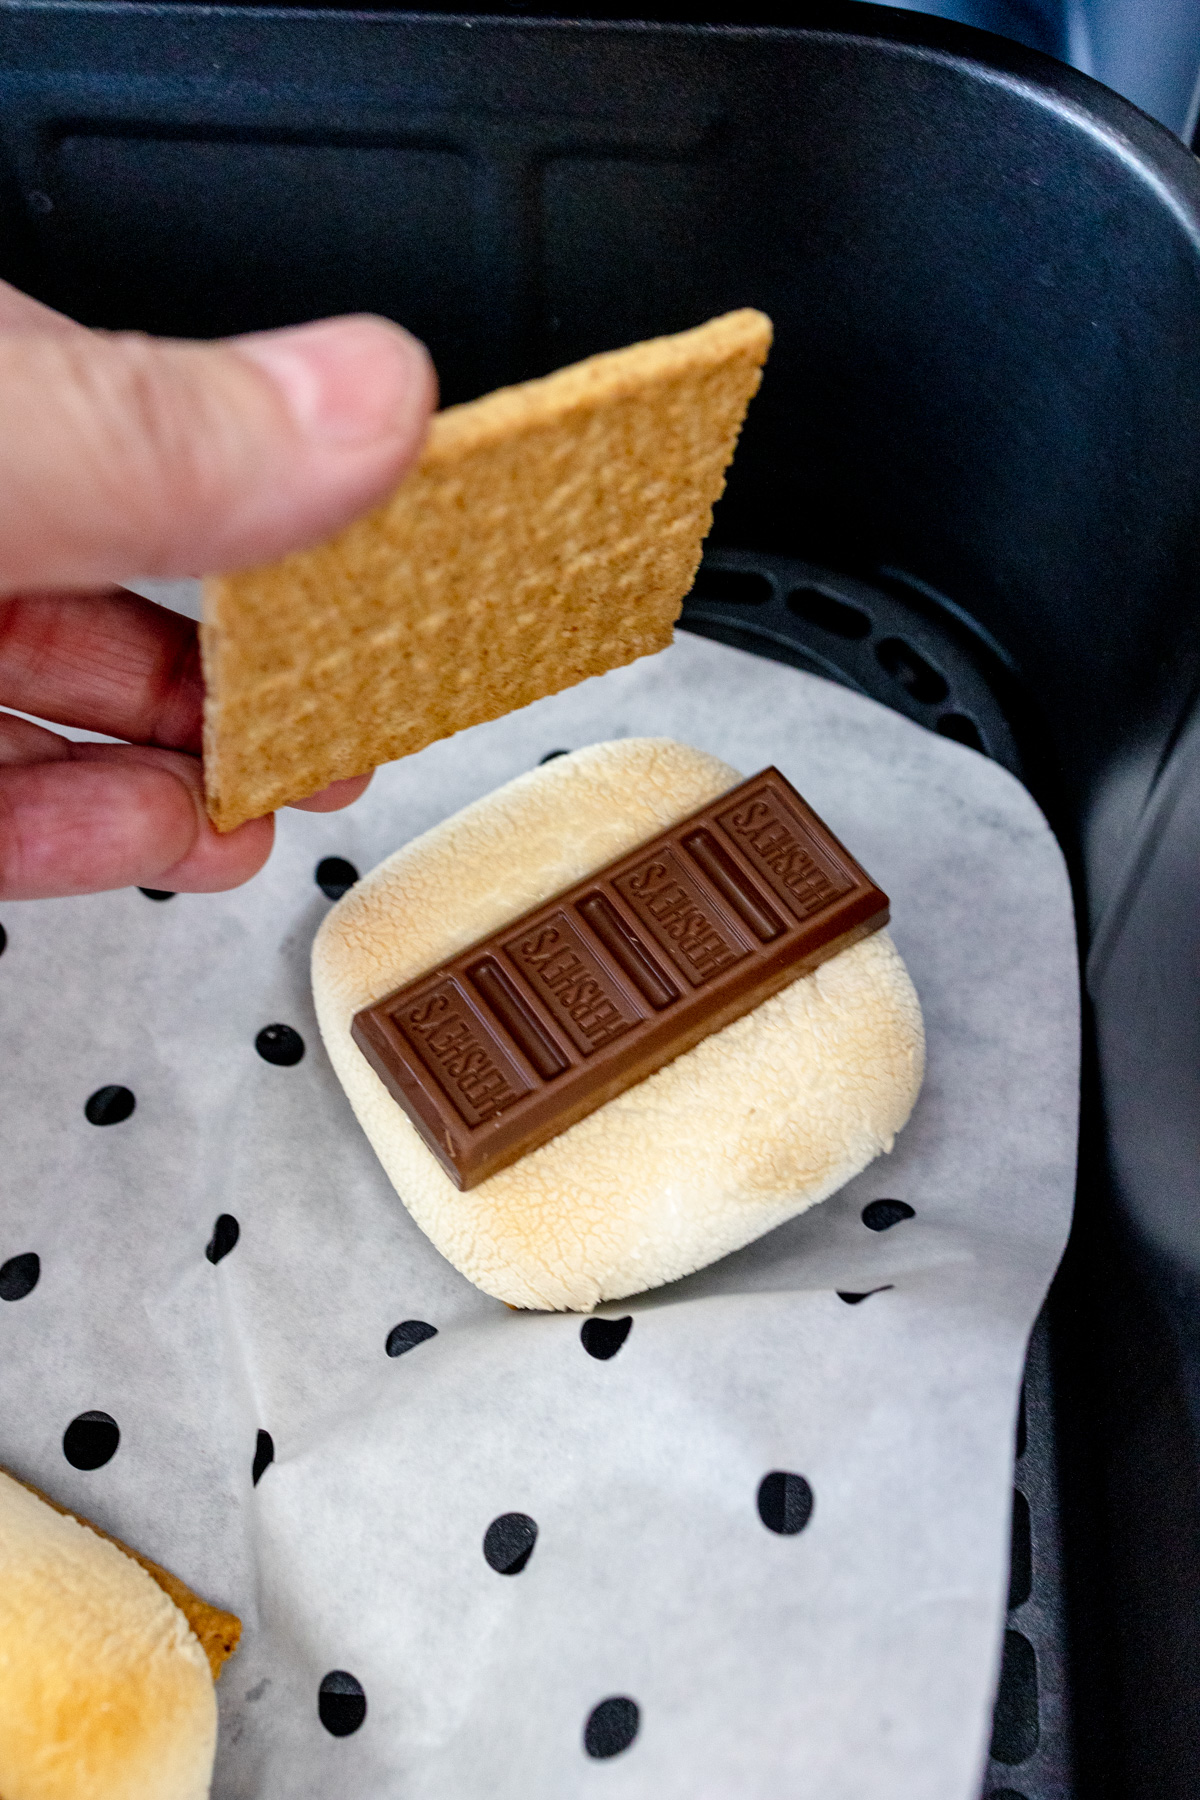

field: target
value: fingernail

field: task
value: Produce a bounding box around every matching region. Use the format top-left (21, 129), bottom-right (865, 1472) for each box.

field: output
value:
top-left (233, 316), bottom-right (432, 448)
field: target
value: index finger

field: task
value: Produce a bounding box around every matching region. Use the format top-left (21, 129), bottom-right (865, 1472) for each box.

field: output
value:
top-left (0, 588), bottom-right (202, 751)
top-left (0, 588), bottom-right (379, 820)
top-left (0, 277), bottom-right (80, 337)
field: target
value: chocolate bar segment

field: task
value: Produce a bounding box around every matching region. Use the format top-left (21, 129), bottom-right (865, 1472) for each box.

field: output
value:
top-left (613, 848), bottom-right (750, 985)
top-left (504, 912), bottom-right (641, 1053)
top-left (352, 767), bottom-right (889, 1189)
top-left (681, 828), bottom-right (784, 941)
top-left (577, 892), bottom-right (679, 1008)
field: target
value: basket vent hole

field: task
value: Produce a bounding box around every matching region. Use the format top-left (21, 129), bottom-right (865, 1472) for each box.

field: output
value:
top-left (989, 1631), bottom-right (1039, 1765)
top-left (876, 637), bottom-right (949, 704)
top-left (937, 711), bottom-right (985, 751)
top-left (1008, 1489), bottom-right (1032, 1610)
top-left (787, 587), bottom-right (872, 639)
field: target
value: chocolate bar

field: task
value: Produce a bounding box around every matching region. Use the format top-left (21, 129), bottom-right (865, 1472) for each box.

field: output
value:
top-left (351, 768), bottom-right (889, 1188)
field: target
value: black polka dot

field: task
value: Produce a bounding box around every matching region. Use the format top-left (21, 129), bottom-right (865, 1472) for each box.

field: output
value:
top-left (255, 1024), bottom-right (305, 1066)
top-left (862, 1199), bottom-right (915, 1231)
top-left (252, 1429), bottom-right (274, 1485)
top-left (0, 1252), bottom-right (39, 1301)
top-left (138, 887), bottom-right (175, 901)
top-left (63, 1411), bottom-right (120, 1470)
top-left (584, 1696), bottom-right (639, 1759)
top-left (539, 749), bottom-right (570, 763)
top-left (316, 857), bottom-right (359, 901)
top-left (836, 1286), bottom-right (894, 1304)
top-left (580, 1316), bottom-right (632, 1360)
top-left (206, 1214), bottom-right (240, 1265)
top-left (385, 1319), bottom-right (438, 1358)
top-left (319, 1670), bottom-right (367, 1737)
top-left (85, 1085), bottom-right (135, 1126)
top-left (757, 1470), bottom-right (813, 1535)
top-left (483, 1512), bottom-right (538, 1574)
top-left (0, 921), bottom-right (7, 955)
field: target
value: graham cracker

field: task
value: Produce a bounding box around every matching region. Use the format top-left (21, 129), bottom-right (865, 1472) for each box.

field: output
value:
top-left (201, 309), bottom-right (772, 831)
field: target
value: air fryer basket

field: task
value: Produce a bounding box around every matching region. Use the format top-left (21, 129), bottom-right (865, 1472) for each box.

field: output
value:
top-left (4, 3), bottom-right (1200, 1793)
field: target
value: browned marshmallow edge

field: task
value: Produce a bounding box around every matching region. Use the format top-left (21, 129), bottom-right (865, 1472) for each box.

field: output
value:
top-left (4, 1468), bottom-right (240, 1681)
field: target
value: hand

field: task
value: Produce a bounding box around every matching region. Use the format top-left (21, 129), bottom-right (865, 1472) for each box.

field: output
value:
top-left (0, 281), bottom-right (436, 900)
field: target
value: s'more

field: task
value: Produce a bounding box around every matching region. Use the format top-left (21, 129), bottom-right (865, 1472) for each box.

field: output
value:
top-left (0, 1468), bottom-right (239, 1800)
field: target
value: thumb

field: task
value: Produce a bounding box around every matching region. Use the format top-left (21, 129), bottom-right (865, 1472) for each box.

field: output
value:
top-left (0, 315), bottom-right (436, 593)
